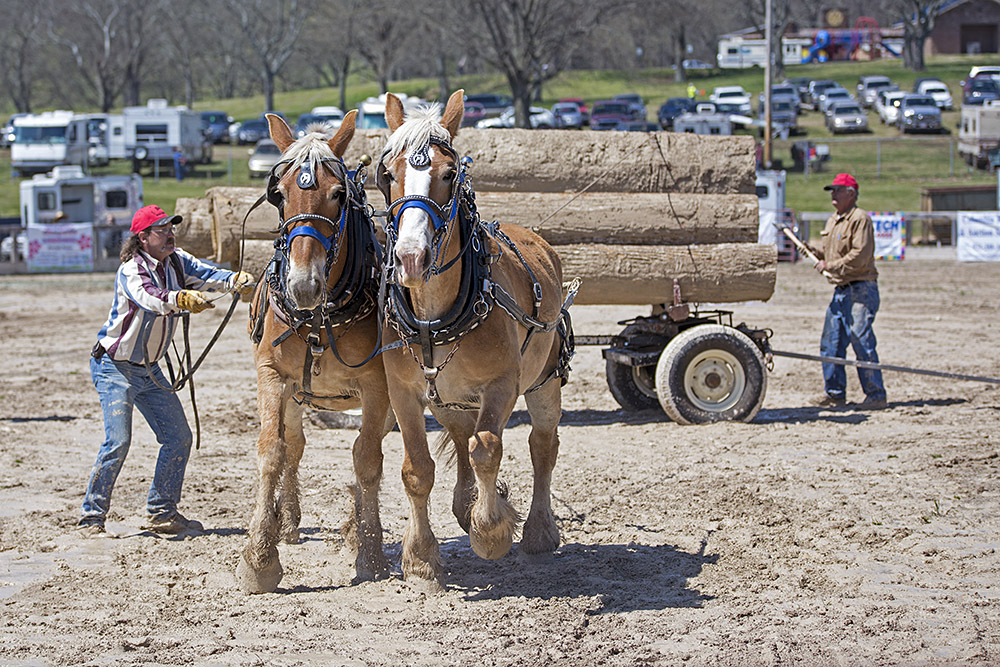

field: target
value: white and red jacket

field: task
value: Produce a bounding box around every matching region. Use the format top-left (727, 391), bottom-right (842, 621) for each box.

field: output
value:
top-left (96, 249), bottom-right (235, 364)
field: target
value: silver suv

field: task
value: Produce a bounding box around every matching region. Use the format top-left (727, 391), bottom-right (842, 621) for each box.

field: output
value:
top-left (897, 94), bottom-right (941, 133)
top-left (856, 75), bottom-right (894, 108)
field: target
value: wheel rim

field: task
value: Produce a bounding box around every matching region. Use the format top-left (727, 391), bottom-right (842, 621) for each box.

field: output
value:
top-left (682, 349), bottom-right (746, 412)
top-left (631, 365), bottom-right (658, 399)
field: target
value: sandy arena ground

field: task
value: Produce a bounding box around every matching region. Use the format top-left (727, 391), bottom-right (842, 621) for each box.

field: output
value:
top-left (1, 249), bottom-right (999, 665)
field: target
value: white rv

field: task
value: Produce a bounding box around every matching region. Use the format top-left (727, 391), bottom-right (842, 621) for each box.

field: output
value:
top-left (10, 111), bottom-right (90, 176)
top-left (83, 113), bottom-right (126, 165)
top-left (123, 99), bottom-right (211, 172)
top-left (716, 36), bottom-right (811, 69)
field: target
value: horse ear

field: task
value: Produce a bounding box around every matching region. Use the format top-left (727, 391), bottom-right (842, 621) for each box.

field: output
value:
top-left (329, 110), bottom-right (357, 158)
top-left (385, 93), bottom-right (405, 131)
top-left (441, 89), bottom-right (465, 139)
top-left (267, 114), bottom-right (294, 152)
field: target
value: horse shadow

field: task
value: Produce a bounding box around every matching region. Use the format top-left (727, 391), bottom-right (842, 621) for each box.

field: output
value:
top-left (440, 536), bottom-right (717, 612)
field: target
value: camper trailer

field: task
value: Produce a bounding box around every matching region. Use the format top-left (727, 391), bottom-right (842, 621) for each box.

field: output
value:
top-left (84, 113), bottom-right (126, 165)
top-left (10, 111), bottom-right (90, 176)
top-left (959, 101), bottom-right (1000, 169)
top-left (2, 166), bottom-right (143, 270)
top-left (123, 99), bottom-right (212, 172)
top-left (716, 36), bottom-right (811, 69)
top-left (673, 103), bottom-right (733, 135)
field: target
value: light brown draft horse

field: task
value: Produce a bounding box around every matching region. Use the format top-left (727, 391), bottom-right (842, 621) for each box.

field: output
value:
top-left (378, 90), bottom-right (574, 588)
top-left (237, 112), bottom-right (393, 593)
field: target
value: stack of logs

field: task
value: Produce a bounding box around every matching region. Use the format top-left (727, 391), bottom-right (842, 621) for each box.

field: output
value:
top-left (174, 129), bottom-right (775, 305)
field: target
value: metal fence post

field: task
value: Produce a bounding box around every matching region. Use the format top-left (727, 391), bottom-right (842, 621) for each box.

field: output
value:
top-left (876, 138), bottom-right (881, 178)
top-left (950, 138), bottom-right (955, 176)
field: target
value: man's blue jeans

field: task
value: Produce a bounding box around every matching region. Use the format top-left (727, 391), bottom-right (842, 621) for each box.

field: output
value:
top-left (81, 356), bottom-right (192, 523)
top-left (820, 280), bottom-right (886, 401)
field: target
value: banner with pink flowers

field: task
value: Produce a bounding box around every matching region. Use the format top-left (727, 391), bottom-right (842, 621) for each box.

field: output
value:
top-left (26, 223), bottom-right (94, 272)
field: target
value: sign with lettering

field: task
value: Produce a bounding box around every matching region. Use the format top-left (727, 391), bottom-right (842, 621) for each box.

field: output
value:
top-left (872, 213), bottom-right (905, 261)
top-left (957, 211), bottom-right (1000, 262)
top-left (26, 222), bottom-right (94, 272)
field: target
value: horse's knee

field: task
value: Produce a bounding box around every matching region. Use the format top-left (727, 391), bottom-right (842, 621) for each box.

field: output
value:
top-left (469, 431), bottom-right (502, 474)
top-left (401, 457), bottom-right (434, 498)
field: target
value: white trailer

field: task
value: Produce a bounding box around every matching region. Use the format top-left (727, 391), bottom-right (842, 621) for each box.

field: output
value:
top-left (123, 99), bottom-right (211, 172)
top-left (10, 111), bottom-right (90, 176)
top-left (83, 113), bottom-right (126, 165)
top-left (716, 36), bottom-right (811, 69)
top-left (958, 101), bottom-right (1000, 169)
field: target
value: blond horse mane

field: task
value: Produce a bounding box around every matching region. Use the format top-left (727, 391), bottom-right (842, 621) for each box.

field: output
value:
top-left (382, 104), bottom-right (450, 159)
top-left (282, 125), bottom-right (338, 170)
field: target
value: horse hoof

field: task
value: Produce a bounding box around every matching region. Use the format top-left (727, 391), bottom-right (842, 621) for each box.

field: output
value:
top-left (404, 574), bottom-right (445, 595)
top-left (354, 553), bottom-right (391, 583)
top-left (470, 527), bottom-right (514, 560)
top-left (236, 554), bottom-right (283, 593)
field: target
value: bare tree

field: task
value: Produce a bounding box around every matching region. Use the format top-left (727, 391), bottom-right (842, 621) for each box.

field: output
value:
top-left (889, 0), bottom-right (946, 71)
top-left (0, 0), bottom-right (48, 112)
top-left (298, 0), bottom-right (366, 110)
top-left (745, 0), bottom-right (794, 80)
top-left (224, 0), bottom-right (311, 111)
top-left (354, 0), bottom-right (414, 95)
top-left (463, 0), bottom-right (627, 128)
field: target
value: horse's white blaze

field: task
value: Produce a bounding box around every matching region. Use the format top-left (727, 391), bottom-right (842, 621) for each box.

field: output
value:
top-left (394, 150), bottom-right (435, 286)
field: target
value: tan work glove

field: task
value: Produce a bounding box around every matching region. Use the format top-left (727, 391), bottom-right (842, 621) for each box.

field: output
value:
top-left (232, 271), bottom-right (255, 301)
top-left (176, 290), bottom-right (214, 313)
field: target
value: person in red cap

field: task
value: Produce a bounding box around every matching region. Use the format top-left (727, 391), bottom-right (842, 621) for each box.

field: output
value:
top-left (809, 173), bottom-right (886, 409)
top-left (78, 204), bottom-right (255, 537)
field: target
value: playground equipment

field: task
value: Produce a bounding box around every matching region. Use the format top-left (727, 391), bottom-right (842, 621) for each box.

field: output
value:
top-left (801, 17), bottom-right (901, 64)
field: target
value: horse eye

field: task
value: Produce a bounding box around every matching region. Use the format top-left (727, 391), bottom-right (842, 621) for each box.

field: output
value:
top-left (442, 168), bottom-right (456, 182)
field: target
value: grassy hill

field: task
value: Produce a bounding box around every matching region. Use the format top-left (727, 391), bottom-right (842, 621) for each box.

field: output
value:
top-left (2, 54), bottom-right (999, 219)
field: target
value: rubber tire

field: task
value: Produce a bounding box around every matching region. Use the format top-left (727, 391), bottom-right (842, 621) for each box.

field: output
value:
top-left (606, 358), bottom-right (660, 411)
top-left (655, 324), bottom-right (766, 425)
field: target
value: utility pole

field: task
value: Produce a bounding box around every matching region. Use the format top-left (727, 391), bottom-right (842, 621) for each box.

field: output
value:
top-left (763, 0), bottom-right (773, 168)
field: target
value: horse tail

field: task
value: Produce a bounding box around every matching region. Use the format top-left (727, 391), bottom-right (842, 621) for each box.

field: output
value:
top-left (433, 430), bottom-right (459, 467)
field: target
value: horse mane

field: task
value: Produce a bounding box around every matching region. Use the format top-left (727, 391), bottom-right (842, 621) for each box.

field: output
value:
top-left (382, 103), bottom-right (450, 159)
top-left (282, 125), bottom-right (337, 169)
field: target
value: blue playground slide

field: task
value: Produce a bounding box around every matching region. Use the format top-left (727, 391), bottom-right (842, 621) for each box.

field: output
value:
top-left (802, 30), bottom-right (831, 64)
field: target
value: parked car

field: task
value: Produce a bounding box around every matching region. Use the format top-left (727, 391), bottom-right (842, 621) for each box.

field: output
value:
top-left (916, 80), bottom-right (954, 110)
top-left (558, 98), bottom-right (589, 123)
top-left (615, 120), bottom-right (660, 132)
top-left (475, 106), bottom-right (557, 129)
top-left (551, 102), bottom-right (584, 129)
top-left (819, 88), bottom-right (853, 116)
top-left (201, 111), bottom-right (234, 144)
top-left (783, 77), bottom-right (813, 104)
top-left (293, 112), bottom-right (344, 138)
top-left (963, 77), bottom-right (1000, 106)
top-left (248, 139), bottom-right (282, 178)
top-left (758, 85), bottom-right (800, 115)
top-left (807, 79), bottom-right (839, 109)
top-left (613, 93), bottom-right (647, 120)
top-left (673, 58), bottom-right (713, 70)
top-left (657, 97), bottom-right (694, 129)
top-left (965, 66), bottom-right (1000, 82)
top-left (588, 100), bottom-right (633, 130)
top-left (856, 75), bottom-right (893, 108)
top-left (236, 119), bottom-right (269, 145)
top-left (897, 94), bottom-right (942, 133)
top-left (876, 90), bottom-right (907, 125)
top-left (462, 102), bottom-right (486, 128)
top-left (710, 86), bottom-right (752, 115)
top-left (826, 101), bottom-right (868, 134)
top-left (759, 99), bottom-right (798, 135)
top-left (464, 93), bottom-right (513, 118)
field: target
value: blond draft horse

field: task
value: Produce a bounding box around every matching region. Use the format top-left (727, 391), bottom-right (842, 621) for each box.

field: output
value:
top-left (378, 90), bottom-right (572, 588)
top-left (237, 112), bottom-right (394, 593)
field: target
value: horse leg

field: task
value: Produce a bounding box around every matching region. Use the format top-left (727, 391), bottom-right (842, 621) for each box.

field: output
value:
top-left (236, 368), bottom-right (288, 593)
top-left (276, 398), bottom-right (305, 544)
top-left (350, 383), bottom-right (393, 582)
top-left (468, 381), bottom-right (520, 560)
top-left (432, 408), bottom-right (477, 534)
top-left (393, 389), bottom-right (442, 587)
top-left (520, 378), bottom-right (562, 557)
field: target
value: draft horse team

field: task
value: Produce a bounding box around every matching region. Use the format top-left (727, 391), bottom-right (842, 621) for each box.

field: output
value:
top-left (237, 90), bottom-right (576, 592)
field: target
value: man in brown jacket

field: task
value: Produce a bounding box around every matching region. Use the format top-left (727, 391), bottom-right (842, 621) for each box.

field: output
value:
top-left (810, 173), bottom-right (887, 409)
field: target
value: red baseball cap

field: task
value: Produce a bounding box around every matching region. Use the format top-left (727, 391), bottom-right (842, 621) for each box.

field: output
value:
top-left (130, 205), bottom-right (181, 234)
top-left (823, 173), bottom-right (859, 192)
